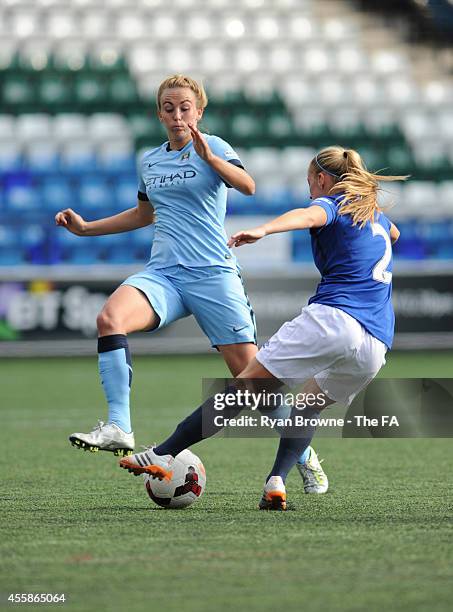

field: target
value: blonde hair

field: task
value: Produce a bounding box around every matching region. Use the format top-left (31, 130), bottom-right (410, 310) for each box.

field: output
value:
top-left (156, 74), bottom-right (208, 111)
top-left (310, 146), bottom-right (409, 227)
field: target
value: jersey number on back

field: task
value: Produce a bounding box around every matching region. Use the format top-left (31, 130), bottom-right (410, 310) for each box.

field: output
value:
top-left (371, 223), bottom-right (392, 284)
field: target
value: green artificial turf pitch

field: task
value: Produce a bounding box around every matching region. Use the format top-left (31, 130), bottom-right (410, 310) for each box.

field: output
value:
top-left (1, 351), bottom-right (453, 611)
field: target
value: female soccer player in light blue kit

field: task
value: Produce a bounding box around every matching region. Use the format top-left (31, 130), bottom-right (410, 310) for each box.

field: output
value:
top-left (56, 74), bottom-right (327, 493)
top-left (120, 145), bottom-right (407, 510)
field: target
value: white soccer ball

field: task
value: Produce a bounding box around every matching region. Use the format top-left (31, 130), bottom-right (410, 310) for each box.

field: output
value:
top-left (143, 449), bottom-right (206, 509)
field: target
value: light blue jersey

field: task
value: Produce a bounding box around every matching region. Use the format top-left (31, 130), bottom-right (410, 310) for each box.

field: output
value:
top-left (138, 135), bottom-right (242, 269)
top-left (308, 194), bottom-right (395, 349)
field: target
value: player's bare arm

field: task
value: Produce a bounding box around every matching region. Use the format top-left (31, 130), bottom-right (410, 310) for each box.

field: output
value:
top-left (188, 123), bottom-right (255, 196)
top-left (228, 206), bottom-right (328, 247)
top-left (390, 222), bottom-right (400, 244)
top-left (55, 199), bottom-right (155, 237)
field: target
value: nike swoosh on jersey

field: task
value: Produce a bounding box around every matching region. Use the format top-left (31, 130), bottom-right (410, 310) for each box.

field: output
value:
top-left (233, 324), bottom-right (249, 332)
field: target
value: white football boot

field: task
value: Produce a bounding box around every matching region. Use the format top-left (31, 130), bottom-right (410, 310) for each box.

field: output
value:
top-left (296, 447), bottom-right (329, 494)
top-left (69, 421), bottom-right (134, 457)
top-left (259, 476), bottom-right (287, 511)
top-left (119, 446), bottom-right (174, 481)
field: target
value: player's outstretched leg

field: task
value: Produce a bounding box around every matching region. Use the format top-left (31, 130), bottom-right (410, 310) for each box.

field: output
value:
top-left (119, 381), bottom-right (248, 475)
top-left (69, 334), bottom-right (134, 456)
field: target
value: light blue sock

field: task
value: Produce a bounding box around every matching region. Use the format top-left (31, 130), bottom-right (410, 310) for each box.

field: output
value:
top-left (297, 446), bottom-right (311, 465)
top-left (98, 335), bottom-right (132, 433)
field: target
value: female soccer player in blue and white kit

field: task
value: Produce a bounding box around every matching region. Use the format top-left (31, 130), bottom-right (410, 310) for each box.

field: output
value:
top-left (120, 145), bottom-right (407, 510)
top-left (56, 74), bottom-right (327, 493)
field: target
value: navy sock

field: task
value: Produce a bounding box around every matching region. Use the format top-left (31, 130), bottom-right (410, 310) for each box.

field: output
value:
top-left (266, 408), bottom-right (319, 483)
top-left (154, 384), bottom-right (245, 457)
top-left (98, 334), bottom-right (132, 433)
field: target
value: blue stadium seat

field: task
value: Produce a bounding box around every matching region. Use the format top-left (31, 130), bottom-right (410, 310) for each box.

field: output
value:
top-left (25, 142), bottom-right (60, 173)
top-left (22, 224), bottom-right (48, 264)
top-left (113, 174), bottom-right (137, 211)
top-left (255, 186), bottom-right (292, 216)
top-left (106, 246), bottom-right (138, 264)
top-left (292, 231), bottom-right (312, 262)
top-left (39, 175), bottom-right (74, 212)
top-left (130, 225), bottom-right (154, 260)
top-left (97, 143), bottom-right (136, 174)
top-left (65, 248), bottom-right (104, 265)
top-left (0, 248), bottom-right (27, 266)
top-left (54, 226), bottom-right (104, 263)
top-left (0, 226), bottom-right (26, 265)
top-left (78, 175), bottom-right (111, 210)
top-left (4, 174), bottom-right (38, 212)
top-left (226, 191), bottom-right (258, 215)
top-left (60, 142), bottom-right (97, 174)
top-left (0, 142), bottom-right (22, 172)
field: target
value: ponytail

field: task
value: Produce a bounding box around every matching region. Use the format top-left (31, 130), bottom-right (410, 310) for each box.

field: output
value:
top-left (311, 147), bottom-right (409, 228)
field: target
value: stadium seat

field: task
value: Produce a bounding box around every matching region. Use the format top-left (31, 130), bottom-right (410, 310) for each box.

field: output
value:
top-left (60, 141), bottom-right (97, 173)
top-left (226, 190), bottom-right (258, 216)
top-left (0, 141), bottom-right (22, 172)
top-left (97, 141), bottom-right (135, 173)
top-left (88, 113), bottom-right (130, 142)
top-left (402, 182), bottom-right (437, 218)
top-left (80, 10), bottom-right (111, 40)
top-left (113, 174), bottom-right (139, 211)
top-left (293, 108), bottom-right (330, 142)
top-left (78, 175), bottom-right (111, 210)
top-left (245, 148), bottom-right (281, 180)
top-left (1, 75), bottom-right (35, 112)
top-left (10, 9), bottom-right (39, 40)
top-left (73, 74), bottom-right (108, 111)
top-left (0, 116), bottom-right (16, 141)
top-left (287, 14), bottom-right (317, 42)
top-left (279, 147), bottom-right (316, 180)
top-left (385, 77), bottom-right (419, 107)
top-left (39, 175), bottom-right (74, 212)
top-left (108, 74), bottom-right (140, 108)
top-left (37, 75), bottom-right (72, 111)
top-left (128, 113), bottom-right (164, 148)
top-left (4, 174), bottom-right (37, 211)
top-left (267, 113), bottom-right (295, 145)
top-left (230, 113), bottom-right (264, 145)
top-left (21, 223), bottom-right (47, 264)
top-left (127, 43), bottom-right (161, 76)
top-left (327, 108), bottom-right (365, 141)
top-left (54, 227), bottom-right (102, 264)
top-left (16, 114), bottom-right (52, 142)
top-left (90, 41), bottom-right (128, 74)
top-left (0, 247), bottom-right (27, 266)
top-left (44, 11), bottom-right (79, 40)
top-left (53, 114), bottom-right (88, 142)
top-left (292, 230), bottom-right (313, 262)
top-left (25, 141), bottom-right (60, 173)
top-left (363, 108), bottom-right (400, 140)
top-left (129, 226), bottom-right (153, 263)
top-left (385, 146), bottom-right (413, 175)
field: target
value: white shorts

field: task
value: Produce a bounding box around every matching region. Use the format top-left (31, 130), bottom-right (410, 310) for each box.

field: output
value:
top-left (256, 303), bottom-right (387, 406)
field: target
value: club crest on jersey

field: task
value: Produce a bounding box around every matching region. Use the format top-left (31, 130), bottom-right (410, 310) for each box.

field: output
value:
top-left (181, 152), bottom-right (191, 162)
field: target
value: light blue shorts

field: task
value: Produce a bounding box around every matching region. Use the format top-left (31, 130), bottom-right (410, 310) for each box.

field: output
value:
top-left (122, 264), bottom-right (256, 347)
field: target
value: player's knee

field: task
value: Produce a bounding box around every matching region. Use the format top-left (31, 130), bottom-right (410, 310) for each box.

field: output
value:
top-left (96, 308), bottom-right (121, 335)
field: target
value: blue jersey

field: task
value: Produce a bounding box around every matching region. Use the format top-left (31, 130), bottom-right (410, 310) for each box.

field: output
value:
top-left (138, 135), bottom-right (242, 269)
top-left (308, 194), bottom-right (394, 349)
